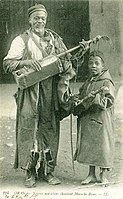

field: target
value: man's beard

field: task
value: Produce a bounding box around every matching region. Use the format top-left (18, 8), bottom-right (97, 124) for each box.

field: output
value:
top-left (33, 24), bottom-right (45, 37)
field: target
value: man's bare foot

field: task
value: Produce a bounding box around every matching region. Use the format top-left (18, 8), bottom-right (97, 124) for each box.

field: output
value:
top-left (81, 175), bottom-right (97, 185)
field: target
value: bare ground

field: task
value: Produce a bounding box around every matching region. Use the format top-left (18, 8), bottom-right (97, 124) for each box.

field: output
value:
top-left (0, 84), bottom-right (123, 199)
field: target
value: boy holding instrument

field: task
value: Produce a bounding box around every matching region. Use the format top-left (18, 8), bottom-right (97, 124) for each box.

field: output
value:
top-left (73, 50), bottom-right (115, 184)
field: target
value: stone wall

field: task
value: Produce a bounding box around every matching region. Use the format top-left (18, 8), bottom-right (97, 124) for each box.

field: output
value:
top-left (89, 0), bottom-right (122, 84)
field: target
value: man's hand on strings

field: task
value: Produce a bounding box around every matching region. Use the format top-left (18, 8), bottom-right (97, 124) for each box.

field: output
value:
top-left (19, 59), bottom-right (42, 71)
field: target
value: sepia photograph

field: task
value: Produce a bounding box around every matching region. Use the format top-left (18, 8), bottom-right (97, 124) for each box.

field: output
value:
top-left (0, 0), bottom-right (123, 198)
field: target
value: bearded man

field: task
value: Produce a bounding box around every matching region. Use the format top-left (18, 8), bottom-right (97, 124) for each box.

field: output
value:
top-left (3, 4), bottom-right (75, 187)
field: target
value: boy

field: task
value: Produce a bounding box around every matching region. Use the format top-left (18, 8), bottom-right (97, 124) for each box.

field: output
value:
top-left (73, 51), bottom-right (115, 184)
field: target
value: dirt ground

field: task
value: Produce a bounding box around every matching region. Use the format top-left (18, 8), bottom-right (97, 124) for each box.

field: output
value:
top-left (0, 83), bottom-right (123, 199)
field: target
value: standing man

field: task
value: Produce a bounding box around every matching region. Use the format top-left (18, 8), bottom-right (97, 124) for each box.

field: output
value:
top-left (3, 4), bottom-right (75, 187)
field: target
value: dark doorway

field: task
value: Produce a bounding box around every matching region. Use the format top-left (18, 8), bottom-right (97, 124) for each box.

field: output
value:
top-left (0, 7), bottom-right (14, 83)
top-left (0, 0), bottom-right (90, 83)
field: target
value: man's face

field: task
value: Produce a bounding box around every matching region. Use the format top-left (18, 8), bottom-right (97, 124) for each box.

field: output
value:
top-left (88, 56), bottom-right (104, 76)
top-left (29, 10), bottom-right (47, 35)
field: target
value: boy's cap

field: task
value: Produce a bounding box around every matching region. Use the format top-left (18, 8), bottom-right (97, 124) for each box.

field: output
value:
top-left (27, 4), bottom-right (47, 17)
top-left (89, 50), bottom-right (104, 62)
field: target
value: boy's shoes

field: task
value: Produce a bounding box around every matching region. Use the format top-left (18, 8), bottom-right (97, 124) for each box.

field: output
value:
top-left (81, 175), bottom-right (97, 185)
top-left (43, 172), bottom-right (61, 185)
top-left (99, 173), bottom-right (109, 184)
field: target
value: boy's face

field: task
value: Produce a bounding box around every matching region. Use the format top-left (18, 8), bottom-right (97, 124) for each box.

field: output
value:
top-left (88, 56), bottom-right (104, 76)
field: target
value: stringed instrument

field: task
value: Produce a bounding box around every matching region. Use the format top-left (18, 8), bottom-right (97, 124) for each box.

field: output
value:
top-left (13, 35), bottom-right (110, 89)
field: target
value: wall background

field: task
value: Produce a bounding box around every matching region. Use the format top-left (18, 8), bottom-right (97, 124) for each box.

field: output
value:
top-left (89, 0), bottom-right (123, 85)
top-left (0, 0), bottom-right (89, 83)
top-left (0, 0), bottom-right (123, 86)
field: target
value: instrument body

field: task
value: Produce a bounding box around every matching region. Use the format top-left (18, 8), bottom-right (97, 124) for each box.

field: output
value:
top-left (13, 35), bottom-right (109, 89)
top-left (13, 55), bottom-right (63, 89)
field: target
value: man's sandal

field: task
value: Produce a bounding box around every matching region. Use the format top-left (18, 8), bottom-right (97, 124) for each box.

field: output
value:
top-left (44, 173), bottom-right (61, 185)
top-left (25, 175), bottom-right (36, 188)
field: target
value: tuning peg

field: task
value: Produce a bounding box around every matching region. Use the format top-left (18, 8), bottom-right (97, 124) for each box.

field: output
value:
top-left (79, 40), bottom-right (90, 50)
top-left (92, 35), bottom-right (102, 44)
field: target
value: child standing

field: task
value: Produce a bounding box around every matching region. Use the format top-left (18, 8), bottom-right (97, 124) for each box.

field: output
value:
top-left (73, 51), bottom-right (115, 184)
